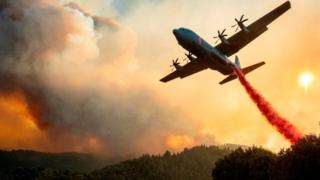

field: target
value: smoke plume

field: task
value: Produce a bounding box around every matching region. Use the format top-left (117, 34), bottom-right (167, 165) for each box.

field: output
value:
top-left (0, 0), bottom-right (208, 157)
top-left (234, 68), bottom-right (304, 144)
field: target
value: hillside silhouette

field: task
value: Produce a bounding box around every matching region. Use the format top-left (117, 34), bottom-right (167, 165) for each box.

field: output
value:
top-left (0, 145), bottom-right (233, 179)
top-left (90, 145), bottom-right (232, 180)
top-left (0, 150), bottom-right (109, 173)
top-left (1, 136), bottom-right (320, 179)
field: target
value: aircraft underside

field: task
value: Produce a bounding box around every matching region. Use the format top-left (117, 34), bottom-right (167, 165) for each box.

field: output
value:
top-left (160, 1), bottom-right (291, 84)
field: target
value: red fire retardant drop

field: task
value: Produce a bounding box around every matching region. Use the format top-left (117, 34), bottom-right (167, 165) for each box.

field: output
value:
top-left (234, 68), bottom-right (304, 144)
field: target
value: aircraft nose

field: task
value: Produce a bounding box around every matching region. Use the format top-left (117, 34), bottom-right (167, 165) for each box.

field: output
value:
top-left (173, 29), bottom-right (178, 36)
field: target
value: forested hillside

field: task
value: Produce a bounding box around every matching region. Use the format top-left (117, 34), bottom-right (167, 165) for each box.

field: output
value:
top-left (0, 150), bottom-right (108, 173)
top-left (90, 145), bottom-right (232, 180)
top-left (0, 145), bottom-right (232, 179)
top-left (1, 137), bottom-right (319, 180)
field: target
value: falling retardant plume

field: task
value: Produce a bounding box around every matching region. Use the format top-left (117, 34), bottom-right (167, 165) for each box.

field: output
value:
top-left (234, 68), bottom-right (304, 144)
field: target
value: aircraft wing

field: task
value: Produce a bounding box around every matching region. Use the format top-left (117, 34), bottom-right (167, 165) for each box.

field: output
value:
top-left (160, 60), bottom-right (207, 82)
top-left (216, 1), bottom-right (291, 57)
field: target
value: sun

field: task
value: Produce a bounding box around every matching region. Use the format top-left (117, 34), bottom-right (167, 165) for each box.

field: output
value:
top-left (298, 71), bottom-right (314, 91)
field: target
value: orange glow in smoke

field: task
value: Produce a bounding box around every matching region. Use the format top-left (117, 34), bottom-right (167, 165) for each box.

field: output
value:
top-left (0, 90), bottom-right (47, 150)
top-left (0, 90), bottom-right (108, 153)
top-left (166, 134), bottom-right (195, 151)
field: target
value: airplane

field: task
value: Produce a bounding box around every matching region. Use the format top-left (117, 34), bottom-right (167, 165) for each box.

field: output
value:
top-left (160, 1), bottom-right (291, 85)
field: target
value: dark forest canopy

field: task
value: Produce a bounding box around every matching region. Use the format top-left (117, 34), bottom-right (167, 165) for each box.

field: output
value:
top-left (0, 145), bottom-right (232, 180)
top-left (212, 147), bottom-right (277, 180)
top-left (1, 136), bottom-right (320, 180)
top-left (90, 145), bottom-right (232, 180)
top-left (212, 135), bottom-right (320, 180)
top-left (0, 150), bottom-right (109, 173)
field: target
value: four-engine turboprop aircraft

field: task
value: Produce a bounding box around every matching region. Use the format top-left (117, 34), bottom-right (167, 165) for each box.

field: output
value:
top-left (160, 1), bottom-right (291, 85)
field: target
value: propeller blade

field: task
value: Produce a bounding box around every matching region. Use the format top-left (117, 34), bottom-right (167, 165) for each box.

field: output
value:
top-left (242, 19), bottom-right (248, 23)
top-left (231, 24), bottom-right (237, 28)
top-left (240, 14), bottom-right (244, 21)
top-left (215, 39), bottom-right (219, 44)
top-left (235, 26), bottom-right (239, 32)
top-left (171, 58), bottom-right (177, 65)
top-left (221, 29), bottom-right (226, 34)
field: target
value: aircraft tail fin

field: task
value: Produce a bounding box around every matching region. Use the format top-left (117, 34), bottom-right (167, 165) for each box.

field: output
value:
top-left (219, 61), bottom-right (265, 85)
top-left (235, 56), bottom-right (241, 68)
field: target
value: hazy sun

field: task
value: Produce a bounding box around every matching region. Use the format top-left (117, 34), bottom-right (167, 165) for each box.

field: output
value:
top-left (298, 71), bottom-right (314, 91)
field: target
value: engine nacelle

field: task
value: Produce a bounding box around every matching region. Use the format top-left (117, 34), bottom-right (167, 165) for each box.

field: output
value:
top-left (239, 22), bottom-right (250, 33)
top-left (220, 36), bottom-right (231, 46)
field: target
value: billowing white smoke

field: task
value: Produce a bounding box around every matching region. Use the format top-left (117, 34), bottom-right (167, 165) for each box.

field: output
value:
top-left (0, 0), bottom-right (203, 157)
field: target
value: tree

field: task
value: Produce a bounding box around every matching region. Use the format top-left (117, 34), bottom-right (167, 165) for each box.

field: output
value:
top-left (271, 135), bottom-right (320, 180)
top-left (90, 145), bottom-right (231, 180)
top-left (212, 147), bottom-right (277, 180)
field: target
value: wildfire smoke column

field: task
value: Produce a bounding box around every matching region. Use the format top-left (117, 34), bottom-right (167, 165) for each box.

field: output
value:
top-left (233, 68), bottom-right (304, 144)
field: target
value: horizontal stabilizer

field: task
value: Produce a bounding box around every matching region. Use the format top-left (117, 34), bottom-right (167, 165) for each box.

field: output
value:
top-left (219, 74), bottom-right (237, 85)
top-left (219, 61), bottom-right (265, 85)
top-left (242, 61), bottom-right (265, 74)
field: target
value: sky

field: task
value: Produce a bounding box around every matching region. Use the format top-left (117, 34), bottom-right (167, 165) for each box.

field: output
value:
top-left (0, 0), bottom-right (319, 157)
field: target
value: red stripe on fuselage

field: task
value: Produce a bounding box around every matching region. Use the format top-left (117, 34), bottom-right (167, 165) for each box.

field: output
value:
top-left (198, 36), bottom-right (202, 45)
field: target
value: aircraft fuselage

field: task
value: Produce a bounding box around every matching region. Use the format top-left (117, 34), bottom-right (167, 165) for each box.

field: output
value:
top-left (161, 1), bottom-right (290, 84)
top-left (173, 28), bottom-right (234, 75)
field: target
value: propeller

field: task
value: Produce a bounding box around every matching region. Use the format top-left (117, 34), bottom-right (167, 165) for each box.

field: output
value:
top-left (231, 14), bottom-right (249, 32)
top-left (185, 52), bottom-right (193, 57)
top-left (184, 52), bottom-right (193, 62)
top-left (213, 29), bottom-right (228, 44)
top-left (170, 58), bottom-right (181, 71)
